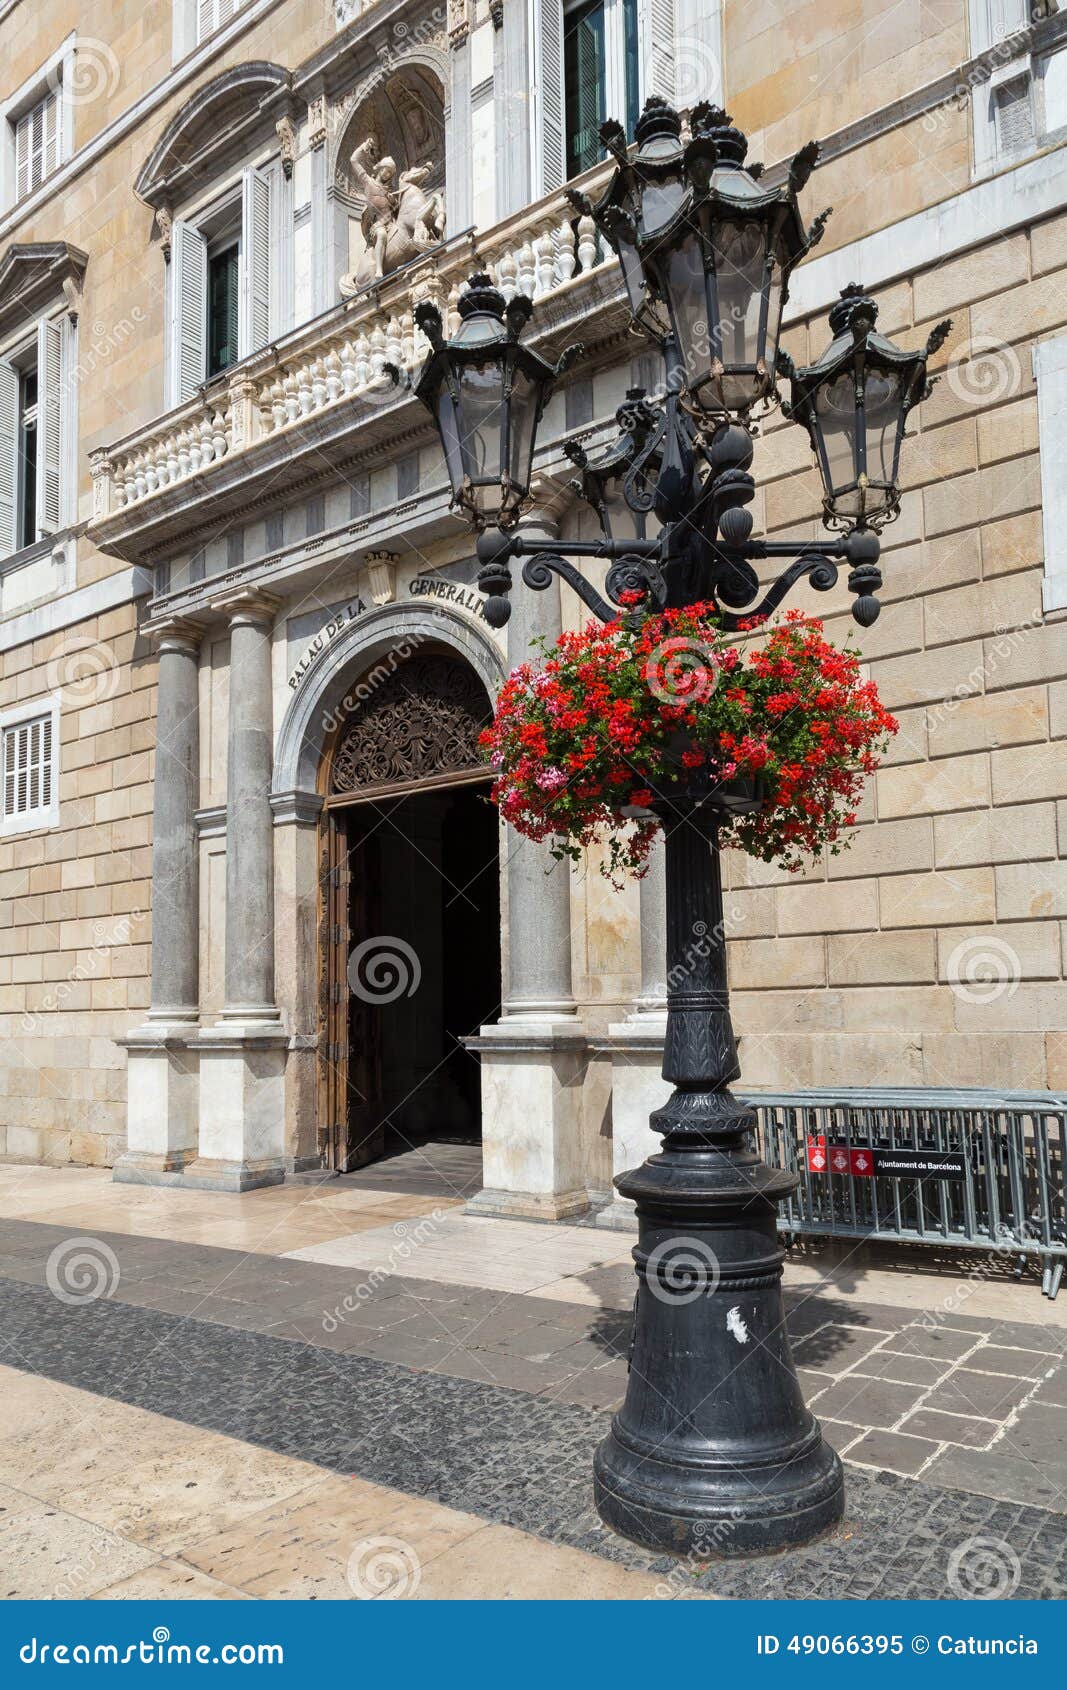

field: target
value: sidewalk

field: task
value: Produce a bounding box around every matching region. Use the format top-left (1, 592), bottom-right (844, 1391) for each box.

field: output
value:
top-left (0, 1157), bottom-right (1064, 1600)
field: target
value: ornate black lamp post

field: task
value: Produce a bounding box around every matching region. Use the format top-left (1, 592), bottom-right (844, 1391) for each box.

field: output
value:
top-left (411, 99), bottom-right (947, 1557)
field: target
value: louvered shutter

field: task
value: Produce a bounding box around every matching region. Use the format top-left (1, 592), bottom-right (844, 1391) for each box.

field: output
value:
top-left (169, 220), bottom-right (207, 402)
top-left (986, 0), bottom-right (1029, 45)
top-left (642, 0), bottom-right (676, 103)
top-left (197, 0), bottom-right (215, 43)
top-left (241, 167), bottom-right (271, 356)
top-left (36, 318), bottom-right (63, 536)
top-left (0, 360), bottom-right (17, 556)
top-left (41, 90), bottom-right (58, 179)
top-left (2, 712), bottom-right (53, 824)
top-left (14, 111), bottom-right (32, 200)
top-left (532, 0), bottom-right (565, 193)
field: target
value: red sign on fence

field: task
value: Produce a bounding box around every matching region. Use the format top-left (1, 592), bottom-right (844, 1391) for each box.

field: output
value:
top-left (806, 1137), bottom-right (875, 1177)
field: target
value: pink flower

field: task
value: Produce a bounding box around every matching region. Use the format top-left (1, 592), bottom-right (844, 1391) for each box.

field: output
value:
top-left (536, 767), bottom-right (568, 793)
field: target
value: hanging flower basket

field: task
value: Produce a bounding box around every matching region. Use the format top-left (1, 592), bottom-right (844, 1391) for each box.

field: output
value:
top-left (481, 604), bottom-right (898, 883)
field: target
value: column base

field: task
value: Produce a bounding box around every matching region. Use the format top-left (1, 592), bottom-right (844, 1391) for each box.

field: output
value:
top-left (465, 1185), bottom-right (590, 1222)
top-left (179, 1156), bottom-right (286, 1193)
top-left (194, 1022), bottom-right (288, 1186)
top-left (117, 1022), bottom-right (199, 1181)
top-left (464, 1018), bottom-right (589, 1222)
top-left (591, 1197), bottom-right (639, 1231)
top-left (113, 1148), bottom-right (199, 1187)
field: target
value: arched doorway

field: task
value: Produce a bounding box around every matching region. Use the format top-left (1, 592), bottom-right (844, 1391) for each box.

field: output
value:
top-left (317, 647), bottom-right (501, 1171)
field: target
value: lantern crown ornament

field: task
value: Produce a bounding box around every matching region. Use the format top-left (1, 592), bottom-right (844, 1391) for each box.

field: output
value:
top-left (778, 284), bottom-right (953, 531)
top-left (412, 273), bottom-right (582, 530)
top-left (573, 96), bottom-right (832, 418)
top-left (563, 388), bottom-right (666, 544)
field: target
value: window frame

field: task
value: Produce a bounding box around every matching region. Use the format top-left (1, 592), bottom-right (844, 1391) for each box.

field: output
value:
top-left (0, 692), bottom-right (61, 837)
top-left (0, 310), bottom-right (74, 569)
top-left (0, 35), bottom-right (75, 213)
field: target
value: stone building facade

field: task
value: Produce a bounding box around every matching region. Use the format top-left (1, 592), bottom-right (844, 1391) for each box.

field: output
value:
top-left (0, 0), bottom-right (1063, 1214)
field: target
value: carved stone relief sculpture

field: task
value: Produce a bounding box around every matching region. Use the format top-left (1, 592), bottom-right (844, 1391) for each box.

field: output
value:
top-left (340, 134), bottom-right (446, 293)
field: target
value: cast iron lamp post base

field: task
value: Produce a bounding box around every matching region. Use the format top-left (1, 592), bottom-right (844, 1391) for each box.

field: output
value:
top-left (593, 808), bottom-right (844, 1557)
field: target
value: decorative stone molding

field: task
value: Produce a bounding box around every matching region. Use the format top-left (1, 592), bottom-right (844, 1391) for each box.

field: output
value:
top-left (135, 63), bottom-right (295, 209)
top-left (363, 549), bottom-right (397, 605)
top-left (89, 169), bottom-right (613, 530)
top-left (0, 243), bottom-right (88, 344)
top-left (211, 587), bottom-right (281, 628)
top-left (447, 0), bottom-right (471, 48)
top-left (307, 92), bottom-right (329, 150)
top-left (156, 203), bottom-right (173, 260)
top-left (269, 790), bottom-right (324, 827)
top-left (276, 116), bottom-right (297, 179)
top-left (194, 806), bottom-right (227, 838)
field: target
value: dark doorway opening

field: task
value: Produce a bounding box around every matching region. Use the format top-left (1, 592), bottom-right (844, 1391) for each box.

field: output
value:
top-left (329, 780), bottom-right (500, 1170)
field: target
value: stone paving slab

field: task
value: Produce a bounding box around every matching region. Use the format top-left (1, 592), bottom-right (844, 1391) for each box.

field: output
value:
top-left (0, 1274), bottom-right (1064, 1598)
top-left (2, 1217), bottom-right (1066, 1516)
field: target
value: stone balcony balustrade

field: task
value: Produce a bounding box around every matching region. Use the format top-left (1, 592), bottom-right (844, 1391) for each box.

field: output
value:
top-left (88, 167), bottom-right (622, 560)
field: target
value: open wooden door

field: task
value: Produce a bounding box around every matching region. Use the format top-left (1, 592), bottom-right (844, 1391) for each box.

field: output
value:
top-left (317, 812), bottom-right (350, 1171)
top-left (344, 814), bottom-right (387, 1169)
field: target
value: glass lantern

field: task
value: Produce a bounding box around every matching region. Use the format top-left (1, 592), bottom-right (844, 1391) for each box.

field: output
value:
top-left (779, 285), bottom-right (948, 530)
top-left (413, 274), bottom-right (578, 529)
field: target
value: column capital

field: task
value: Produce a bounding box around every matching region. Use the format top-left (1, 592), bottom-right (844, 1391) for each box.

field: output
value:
top-left (155, 616), bottom-right (203, 657)
top-left (521, 473), bottom-right (576, 535)
top-left (211, 588), bottom-right (280, 629)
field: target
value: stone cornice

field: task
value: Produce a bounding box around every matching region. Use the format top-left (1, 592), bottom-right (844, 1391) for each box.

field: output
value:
top-left (0, 243), bottom-right (88, 343)
top-left (135, 61), bottom-right (296, 211)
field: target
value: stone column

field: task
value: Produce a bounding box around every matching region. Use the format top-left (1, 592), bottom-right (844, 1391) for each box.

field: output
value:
top-left (190, 592), bottom-right (288, 1192)
top-left (599, 835), bottom-right (673, 1229)
top-left (115, 620), bottom-right (203, 1184)
top-left (468, 492), bottom-right (588, 1221)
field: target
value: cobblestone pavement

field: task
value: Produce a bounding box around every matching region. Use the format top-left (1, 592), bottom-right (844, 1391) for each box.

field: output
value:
top-left (0, 1163), bottom-right (1065, 1598)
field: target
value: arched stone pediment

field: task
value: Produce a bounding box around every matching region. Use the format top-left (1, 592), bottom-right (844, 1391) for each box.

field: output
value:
top-left (136, 62), bottom-right (295, 209)
top-left (0, 243), bottom-right (87, 341)
top-left (272, 601), bottom-right (505, 818)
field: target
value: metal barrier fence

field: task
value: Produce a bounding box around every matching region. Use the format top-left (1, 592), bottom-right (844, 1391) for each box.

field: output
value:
top-left (749, 1087), bottom-right (1067, 1299)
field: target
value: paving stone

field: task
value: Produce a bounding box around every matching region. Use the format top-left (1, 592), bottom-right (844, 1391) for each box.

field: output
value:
top-left (880, 1325), bottom-right (981, 1361)
top-left (924, 1446), bottom-right (1067, 1515)
top-left (844, 1428), bottom-right (942, 1476)
top-left (808, 1376), bottom-right (926, 1430)
top-left (898, 1408), bottom-right (998, 1449)
top-left (849, 1350), bottom-right (948, 1386)
top-left (791, 1325), bottom-right (891, 1373)
top-left (978, 1344), bottom-right (1060, 1378)
top-left (922, 1368), bottom-right (1033, 1419)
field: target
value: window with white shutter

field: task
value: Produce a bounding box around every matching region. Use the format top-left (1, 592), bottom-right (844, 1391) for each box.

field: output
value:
top-left (0, 360), bottom-right (16, 558)
top-left (35, 318), bottom-right (63, 536)
top-left (169, 221), bottom-right (208, 402)
top-left (640, 0), bottom-right (676, 104)
top-left (0, 700), bottom-right (60, 835)
top-left (197, 0), bottom-right (243, 44)
top-left (240, 166), bottom-right (271, 357)
top-left (532, 0), bottom-right (566, 194)
top-left (13, 90), bottom-right (59, 202)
